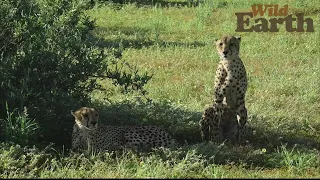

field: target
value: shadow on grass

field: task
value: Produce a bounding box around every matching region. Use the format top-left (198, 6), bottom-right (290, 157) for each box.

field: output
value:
top-left (95, 99), bottom-right (203, 145)
top-left (89, 26), bottom-right (207, 50)
top-left (95, 99), bottom-right (319, 149)
top-left (100, 0), bottom-right (231, 8)
top-left (91, 99), bottom-right (320, 168)
top-left (98, 0), bottom-right (204, 8)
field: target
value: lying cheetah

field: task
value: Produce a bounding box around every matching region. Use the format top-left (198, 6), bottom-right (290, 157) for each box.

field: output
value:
top-left (71, 107), bottom-right (176, 152)
top-left (213, 35), bottom-right (248, 140)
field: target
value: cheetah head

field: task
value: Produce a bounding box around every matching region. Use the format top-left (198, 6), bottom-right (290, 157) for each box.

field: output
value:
top-left (71, 107), bottom-right (99, 130)
top-left (215, 35), bottom-right (241, 59)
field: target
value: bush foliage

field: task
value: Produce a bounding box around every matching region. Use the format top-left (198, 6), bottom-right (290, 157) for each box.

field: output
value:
top-left (0, 0), bottom-right (151, 148)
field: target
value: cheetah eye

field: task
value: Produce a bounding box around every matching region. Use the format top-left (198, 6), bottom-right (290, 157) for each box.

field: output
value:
top-left (83, 114), bottom-right (88, 118)
top-left (219, 43), bottom-right (223, 46)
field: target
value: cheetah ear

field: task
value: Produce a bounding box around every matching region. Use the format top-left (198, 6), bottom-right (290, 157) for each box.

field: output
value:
top-left (234, 36), bottom-right (241, 42)
top-left (71, 110), bottom-right (81, 120)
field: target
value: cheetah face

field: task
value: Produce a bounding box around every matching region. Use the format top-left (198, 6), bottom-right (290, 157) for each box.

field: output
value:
top-left (215, 36), bottom-right (241, 59)
top-left (71, 107), bottom-right (99, 130)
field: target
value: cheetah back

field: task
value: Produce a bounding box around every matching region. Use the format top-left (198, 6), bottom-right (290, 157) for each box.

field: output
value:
top-left (124, 126), bottom-right (175, 150)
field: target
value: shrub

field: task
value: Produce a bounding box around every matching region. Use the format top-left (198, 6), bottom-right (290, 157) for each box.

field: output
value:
top-left (0, 0), bottom-right (151, 148)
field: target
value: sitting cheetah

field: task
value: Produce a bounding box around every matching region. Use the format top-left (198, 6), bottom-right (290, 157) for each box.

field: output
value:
top-left (71, 107), bottom-right (176, 152)
top-left (213, 35), bottom-right (248, 140)
top-left (199, 104), bottom-right (252, 143)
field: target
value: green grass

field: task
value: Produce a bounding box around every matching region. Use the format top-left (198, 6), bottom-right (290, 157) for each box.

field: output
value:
top-left (0, 142), bottom-right (319, 178)
top-left (1, 104), bottom-right (39, 146)
top-left (1, 0), bottom-right (320, 178)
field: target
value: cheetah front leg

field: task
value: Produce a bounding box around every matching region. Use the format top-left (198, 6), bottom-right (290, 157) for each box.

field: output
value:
top-left (235, 98), bottom-right (248, 143)
top-left (215, 81), bottom-right (235, 129)
top-left (213, 63), bottom-right (230, 128)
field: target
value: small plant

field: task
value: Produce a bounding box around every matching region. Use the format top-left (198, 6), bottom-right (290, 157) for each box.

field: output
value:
top-left (277, 144), bottom-right (319, 174)
top-left (2, 103), bottom-right (39, 146)
top-left (0, 143), bottom-right (54, 178)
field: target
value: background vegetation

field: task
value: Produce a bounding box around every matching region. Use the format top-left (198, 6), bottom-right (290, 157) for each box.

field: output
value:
top-left (0, 0), bottom-right (319, 178)
top-left (0, 0), bottom-right (151, 147)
